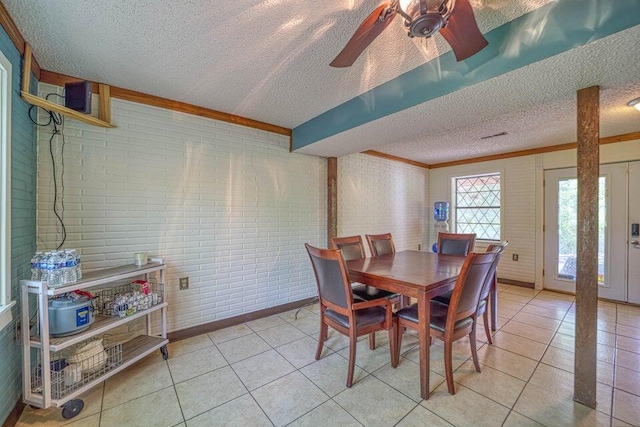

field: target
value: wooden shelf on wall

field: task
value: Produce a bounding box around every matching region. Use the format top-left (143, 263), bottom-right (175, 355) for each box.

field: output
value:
top-left (21, 43), bottom-right (115, 128)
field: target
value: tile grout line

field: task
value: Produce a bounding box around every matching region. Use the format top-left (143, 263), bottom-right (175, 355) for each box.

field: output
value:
top-left (498, 288), bottom-right (573, 427)
top-left (609, 303), bottom-right (618, 427)
top-left (22, 286), bottom-right (640, 426)
top-left (532, 297), bottom-right (617, 422)
top-left (497, 289), bottom-right (555, 427)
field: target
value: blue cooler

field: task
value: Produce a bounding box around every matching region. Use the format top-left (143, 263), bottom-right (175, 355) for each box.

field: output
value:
top-left (48, 295), bottom-right (95, 337)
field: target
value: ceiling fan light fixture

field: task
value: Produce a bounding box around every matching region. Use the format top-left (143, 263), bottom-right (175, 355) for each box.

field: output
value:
top-left (398, 0), bottom-right (454, 38)
top-left (628, 97), bottom-right (640, 111)
top-left (330, 0), bottom-right (486, 67)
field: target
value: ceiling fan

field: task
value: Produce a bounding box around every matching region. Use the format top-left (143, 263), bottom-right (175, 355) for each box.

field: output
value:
top-left (330, 0), bottom-right (488, 67)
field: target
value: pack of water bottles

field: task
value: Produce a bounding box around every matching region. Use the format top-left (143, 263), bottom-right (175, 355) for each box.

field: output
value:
top-left (94, 280), bottom-right (163, 318)
top-left (30, 250), bottom-right (83, 288)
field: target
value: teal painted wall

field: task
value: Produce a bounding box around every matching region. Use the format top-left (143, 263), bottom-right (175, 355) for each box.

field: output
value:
top-left (0, 25), bottom-right (37, 424)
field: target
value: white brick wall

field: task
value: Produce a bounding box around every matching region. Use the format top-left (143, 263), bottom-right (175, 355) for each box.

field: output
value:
top-left (337, 154), bottom-right (429, 255)
top-left (429, 156), bottom-right (537, 283)
top-left (36, 83), bottom-right (326, 332)
top-left (36, 82), bottom-right (640, 330)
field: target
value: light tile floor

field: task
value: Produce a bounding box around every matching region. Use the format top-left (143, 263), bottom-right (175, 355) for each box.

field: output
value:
top-left (17, 284), bottom-right (640, 426)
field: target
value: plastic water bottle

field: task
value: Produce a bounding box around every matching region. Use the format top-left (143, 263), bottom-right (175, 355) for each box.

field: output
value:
top-left (48, 251), bottom-right (63, 287)
top-left (63, 249), bottom-right (77, 284)
top-left (39, 252), bottom-right (52, 283)
top-left (30, 252), bottom-right (43, 281)
top-left (434, 201), bottom-right (449, 222)
top-left (56, 251), bottom-right (66, 285)
top-left (47, 251), bottom-right (59, 286)
top-left (73, 250), bottom-right (82, 280)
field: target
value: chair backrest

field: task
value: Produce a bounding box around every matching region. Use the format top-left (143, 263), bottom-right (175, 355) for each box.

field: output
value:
top-left (479, 241), bottom-right (509, 301)
top-left (305, 244), bottom-right (354, 312)
top-left (438, 232), bottom-right (476, 256)
top-left (330, 235), bottom-right (366, 261)
top-left (366, 233), bottom-right (396, 257)
top-left (446, 251), bottom-right (497, 326)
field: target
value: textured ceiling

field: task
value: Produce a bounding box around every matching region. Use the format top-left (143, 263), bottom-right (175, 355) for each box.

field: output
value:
top-left (298, 25), bottom-right (640, 163)
top-left (3, 0), bottom-right (640, 164)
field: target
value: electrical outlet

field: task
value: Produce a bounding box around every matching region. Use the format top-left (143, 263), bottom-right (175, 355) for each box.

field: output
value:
top-left (512, 254), bottom-right (519, 261)
top-left (179, 277), bottom-right (189, 290)
top-left (418, 244), bottom-right (422, 251)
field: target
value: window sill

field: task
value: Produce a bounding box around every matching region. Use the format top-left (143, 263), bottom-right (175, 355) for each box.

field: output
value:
top-left (0, 300), bottom-right (16, 331)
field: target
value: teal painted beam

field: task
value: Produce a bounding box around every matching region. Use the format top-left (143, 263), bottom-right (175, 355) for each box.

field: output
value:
top-left (292, 0), bottom-right (640, 150)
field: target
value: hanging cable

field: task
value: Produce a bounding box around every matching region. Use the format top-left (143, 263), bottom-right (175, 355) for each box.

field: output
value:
top-left (28, 93), bottom-right (67, 249)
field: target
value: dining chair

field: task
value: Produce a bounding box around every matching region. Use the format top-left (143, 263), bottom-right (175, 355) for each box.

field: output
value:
top-left (433, 241), bottom-right (509, 344)
top-left (475, 241), bottom-right (508, 344)
top-left (437, 232), bottom-right (476, 256)
top-left (330, 235), bottom-right (401, 306)
top-left (393, 250), bottom-right (497, 395)
top-left (365, 233), bottom-right (396, 257)
top-left (305, 243), bottom-right (396, 387)
top-left (365, 233), bottom-right (409, 307)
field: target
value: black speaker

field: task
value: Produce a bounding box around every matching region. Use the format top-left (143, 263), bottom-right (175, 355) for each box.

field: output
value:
top-left (64, 81), bottom-right (92, 114)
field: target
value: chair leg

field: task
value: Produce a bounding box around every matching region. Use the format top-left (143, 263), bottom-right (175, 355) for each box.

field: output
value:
top-left (444, 338), bottom-right (456, 395)
top-left (389, 321), bottom-right (398, 369)
top-left (394, 320), bottom-right (404, 367)
top-left (316, 322), bottom-right (327, 360)
top-left (391, 319), bottom-right (400, 367)
top-left (347, 329), bottom-right (358, 388)
top-left (469, 329), bottom-right (481, 373)
top-left (482, 310), bottom-right (493, 344)
top-left (369, 332), bottom-right (376, 350)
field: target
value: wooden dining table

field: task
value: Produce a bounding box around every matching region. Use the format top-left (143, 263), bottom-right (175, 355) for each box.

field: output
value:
top-left (346, 250), bottom-right (471, 400)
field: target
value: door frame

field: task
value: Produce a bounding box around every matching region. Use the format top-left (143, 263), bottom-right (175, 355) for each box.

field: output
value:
top-left (542, 163), bottom-right (628, 301)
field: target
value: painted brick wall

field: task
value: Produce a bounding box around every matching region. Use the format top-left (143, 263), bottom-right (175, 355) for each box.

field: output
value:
top-left (36, 83), bottom-right (326, 332)
top-left (0, 29), bottom-right (37, 424)
top-left (337, 154), bottom-right (429, 255)
top-left (429, 156), bottom-right (537, 283)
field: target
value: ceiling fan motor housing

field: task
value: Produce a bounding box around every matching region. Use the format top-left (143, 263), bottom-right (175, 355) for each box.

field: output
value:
top-left (407, 13), bottom-right (445, 37)
top-left (400, 0), bottom-right (453, 37)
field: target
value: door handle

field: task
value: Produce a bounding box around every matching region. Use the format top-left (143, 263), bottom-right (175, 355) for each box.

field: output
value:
top-left (632, 241), bottom-right (640, 245)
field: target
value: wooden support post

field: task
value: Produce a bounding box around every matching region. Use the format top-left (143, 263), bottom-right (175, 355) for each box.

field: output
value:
top-left (327, 157), bottom-right (338, 246)
top-left (98, 83), bottom-right (111, 123)
top-left (574, 85), bottom-right (599, 409)
top-left (21, 42), bottom-right (31, 93)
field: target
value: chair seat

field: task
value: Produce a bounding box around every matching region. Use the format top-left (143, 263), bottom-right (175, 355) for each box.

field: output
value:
top-left (351, 283), bottom-right (397, 301)
top-left (431, 290), bottom-right (453, 305)
top-left (434, 292), bottom-right (487, 314)
top-left (325, 306), bottom-right (387, 329)
top-left (396, 301), bottom-right (473, 333)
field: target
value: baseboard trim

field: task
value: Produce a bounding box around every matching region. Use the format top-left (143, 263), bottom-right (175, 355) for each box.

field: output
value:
top-left (497, 278), bottom-right (535, 288)
top-left (167, 297), bottom-right (317, 342)
top-left (599, 298), bottom-right (640, 308)
top-left (2, 395), bottom-right (25, 427)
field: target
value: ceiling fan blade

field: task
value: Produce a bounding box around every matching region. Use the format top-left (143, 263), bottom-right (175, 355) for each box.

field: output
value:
top-left (440, 0), bottom-right (488, 62)
top-left (330, 3), bottom-right (397, 68)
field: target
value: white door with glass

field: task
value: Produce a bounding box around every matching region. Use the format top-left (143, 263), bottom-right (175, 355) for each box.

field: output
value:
top-left (628, 161), bottom-right (640, 304)
top-left (543, 163), bottom-right (631, 301)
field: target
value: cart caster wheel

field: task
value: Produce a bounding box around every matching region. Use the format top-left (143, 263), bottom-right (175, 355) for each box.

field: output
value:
top-left (61, 399), bottom-right (84, 419)
top-left (161, 345), bottom-right (169, 360)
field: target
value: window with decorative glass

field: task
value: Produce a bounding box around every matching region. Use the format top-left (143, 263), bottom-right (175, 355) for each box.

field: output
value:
top-left (454, 173), bottom-right (501, 241)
